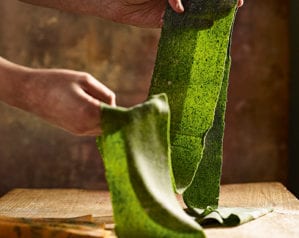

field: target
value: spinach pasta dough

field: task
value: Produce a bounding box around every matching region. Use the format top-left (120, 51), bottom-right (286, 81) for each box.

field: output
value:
top-left (97, 94), bottom-right (204, 238)
top-left (149, 0), bottom-right (237, 203)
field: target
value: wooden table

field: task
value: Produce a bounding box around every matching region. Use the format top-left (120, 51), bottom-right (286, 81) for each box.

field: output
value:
top-left (0, 182), bottom-right (298, 237)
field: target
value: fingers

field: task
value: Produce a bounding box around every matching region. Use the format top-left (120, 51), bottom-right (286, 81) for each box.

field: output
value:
top-left (80, 73), bottom-right (116, 107)
top-left (168, 0), bottom-right (184, 13)
top-left (238, 0), bottom-right (244, 7)
top-left (167, 0), bottom-right (243, 13)
top-left (68, 73), bottom-right (116, 136)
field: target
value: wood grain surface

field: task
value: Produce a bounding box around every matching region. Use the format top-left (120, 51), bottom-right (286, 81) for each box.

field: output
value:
top-left (0, 182), bottom-right (298, 237)
top-left (0, 189), bottom-right (113, 224)
top-left (206, 182), bottom-right (299, 238)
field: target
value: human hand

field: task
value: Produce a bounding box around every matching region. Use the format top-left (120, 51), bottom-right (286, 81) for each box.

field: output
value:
top-left (21, 69), bottom-right (116, 136)
top-left (99, 0), bottom-right (244, 28)
top-left (0, 57), bottom-right (115, 136)
top-left (98, 0), bottom-right (183, 28)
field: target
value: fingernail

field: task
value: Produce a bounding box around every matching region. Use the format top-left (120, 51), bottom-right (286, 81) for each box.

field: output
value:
top-left (177, 1), bottom-right (184, 12)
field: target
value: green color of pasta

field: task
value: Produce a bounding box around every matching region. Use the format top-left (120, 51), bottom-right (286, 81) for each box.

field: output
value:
top-left (149, 0), bottom-right (238, 194)
top-left (97, 94), bottom-right (204, 238)
top-left (183, 55), bottom-right (231, 208)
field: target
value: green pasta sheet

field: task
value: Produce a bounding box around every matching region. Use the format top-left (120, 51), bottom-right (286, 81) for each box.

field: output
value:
top-left (183, 56), bottom-right (231, 208)
top-left (149, 0), bottom-right (238, 193)
top-left (97, 94), bottom-right (204, 238)
top-left (187, 206), bottom-right (273, 227)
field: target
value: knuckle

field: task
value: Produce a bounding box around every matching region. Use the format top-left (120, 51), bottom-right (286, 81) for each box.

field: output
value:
top-left (78, 72), bottom-right (92, 85)
top-left (108, 91), bottom-right (116, 103)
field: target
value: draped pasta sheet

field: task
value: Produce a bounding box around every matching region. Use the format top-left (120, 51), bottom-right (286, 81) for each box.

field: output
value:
top-left (97, 94), bottom-right (204, 238)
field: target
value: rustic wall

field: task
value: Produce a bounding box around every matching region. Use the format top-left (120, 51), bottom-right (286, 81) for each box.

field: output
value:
top-left (0, 0), bottom-right (290, 196)
top-left (222, 0), bottom-right (289, 184)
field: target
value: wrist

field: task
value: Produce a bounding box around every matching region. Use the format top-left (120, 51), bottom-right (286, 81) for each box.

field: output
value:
top-left (0, 58), bottom-right (34, 111)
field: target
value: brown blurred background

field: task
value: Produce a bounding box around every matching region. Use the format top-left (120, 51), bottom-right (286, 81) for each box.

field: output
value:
top-left (0, 0), bottom-right (291, 196)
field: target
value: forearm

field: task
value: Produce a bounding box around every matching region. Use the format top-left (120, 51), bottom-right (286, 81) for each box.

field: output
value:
top-left (0, 57), bottom-right (31, 110)
top-left (19, 0), bottom-right (111, 21)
